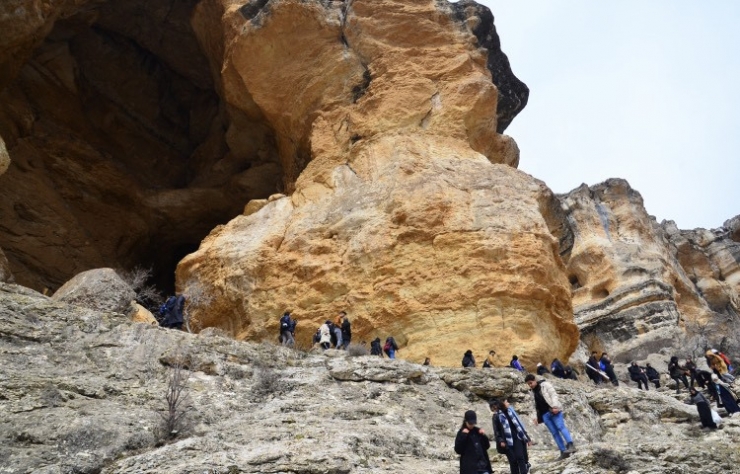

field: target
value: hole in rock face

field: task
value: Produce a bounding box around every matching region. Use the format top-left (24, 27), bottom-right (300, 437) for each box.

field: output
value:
top-left (568, 274), bottom-right (582, 290)
top-left (0, 0), bottom-right (281, 294)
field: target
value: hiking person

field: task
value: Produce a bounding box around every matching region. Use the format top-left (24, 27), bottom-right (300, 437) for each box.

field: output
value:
top-left (370, 337), bottom-right (383, 357)
top-left (585, 351), bottom-right (603, 385)
top-left (714, 349), bottom-right (734, 373)
top-left (668, 356), bottom-right (690, 393)
top-left (645, 363), bottom-right (661, 388)
top-left (490, 398), bottom-right (531, 474)
top-left (690, 387), bottom-right (718, 430)
top-left (524, 374), bottom-right (576, 460)
top-left (685, 356), bottom-right (698, 388)
top-left (712, 374), bottom-right (740, 416)
top-left (384, 336), bottom-right (398, 359)
top-left (279, 311), bottom-right (294, 347)
top-left (423, 357), bottom-right (431, 366)
top-left (160, 294), bottom-right (185, 330)
top-left (510, 355), bottom-right (524, 372)
top-left (706, 350), bottom-right (728, 378)
top-left (333, 323), bottom-right (343, 349)
top-left (551, 359), bottom-right (566, 379)
top-left (482, 350), bottom-right (496, 368)
top-left (340, 311), bottom-right (351, 349)
top-left (462, 350), bottom-right (476, 368)
top-left (562, 364), bottom-right (578, 381)
top-left (319, 321), bottom-right (332, 350)
top-left (599, 352), bottom-right (619, 386)
top-left (312, 327), bottom-right (321, 346)
top-left (628, 362), bottom-right (649, 390)
top-left (454, 410), bottom-right (492, 474)
top-left (536, 362), bottom-right (550, 376)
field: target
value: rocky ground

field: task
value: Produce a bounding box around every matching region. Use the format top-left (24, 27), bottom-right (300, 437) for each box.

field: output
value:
top-left (2, 282), bottom-right (740, 474)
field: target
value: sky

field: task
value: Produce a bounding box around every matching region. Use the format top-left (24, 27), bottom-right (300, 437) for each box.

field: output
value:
top-left (471, 0), bottom-right (740, 229)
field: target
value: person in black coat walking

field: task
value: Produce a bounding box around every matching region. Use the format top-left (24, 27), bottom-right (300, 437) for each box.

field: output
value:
top-left (690, 387), bottom-right (717, 429)
top-left (454, 410), bottom-right (492, 474)
top-left (628, 362), bottom-right (650, 390)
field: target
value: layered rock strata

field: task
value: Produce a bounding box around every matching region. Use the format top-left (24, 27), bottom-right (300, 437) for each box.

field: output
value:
top-left (177, 0), bottom-right (577, 366)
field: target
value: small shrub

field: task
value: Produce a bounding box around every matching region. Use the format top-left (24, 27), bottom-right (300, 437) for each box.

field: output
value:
top-left (156, 360), bottom-right (193, 442)
top-left (347, 343), bottom-right (369, 357)
top-left (593, 448), bottom-right (631, 473)
top-left (252, 366), bottom-right (283, 397)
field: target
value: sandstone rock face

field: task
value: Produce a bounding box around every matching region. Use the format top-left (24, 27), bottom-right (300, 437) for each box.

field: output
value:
top-left (130, 302), bottom-right (158, 325)
top-left (560, 179), bottom-right (739, 360)
top-left (52, 268), bottom-right (135, 314)
top-left (2, 283), bottom-right (740, 474)
top-left (177, 0), bottom-right (573, 367)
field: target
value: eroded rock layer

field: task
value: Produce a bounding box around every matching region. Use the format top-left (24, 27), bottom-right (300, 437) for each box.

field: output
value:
top-left (176, 0), bottom-right (573, 366)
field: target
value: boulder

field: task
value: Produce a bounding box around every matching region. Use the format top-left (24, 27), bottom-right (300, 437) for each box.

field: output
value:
top-left (52, 268), bottom-right (135, 314)
top-left (130, 302), bottom-right (158, 325)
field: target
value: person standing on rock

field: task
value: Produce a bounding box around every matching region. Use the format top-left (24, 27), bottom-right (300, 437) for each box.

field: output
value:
top-left (370, 337), bottom-right (383, 356)
top-left (161, 294), bottom-right (186, 330)
top-left (454, 410), bottom-right (492, 474)
top-left (690, 387), bottom-right (718, 430)
top-left (668, 356), bottom-right (690, 393)
top-left (490, 398), bottom-right (531, 474)
top-left (685, 356), bottom-right (698, 388)
top-left (599, 352), bottom-right (619, 386)
top-left (333, 322), bottom-right (343, 349)
top-left (524, 374), bottom-right (576, 460)
top-left (705, 350), bottom-right (728, 379)
top-left (319, 320), bottom-right (332, 350)
top-left (462, 350), bottom-right (476, 368)
top-left (712, 374), bottom-right (740, 416)
top-left (628, 362), bottom-right (650, 390)
top-left (510, 355), bottom-right (524, 372)
top-left (340, 311), bottom-right (351, 349)
top-left (645, 363), bottom-right (661, 389)
top-left (279, 311), bottom-right (294, 347)
top-left (384, 336), bottom-right (398, 359)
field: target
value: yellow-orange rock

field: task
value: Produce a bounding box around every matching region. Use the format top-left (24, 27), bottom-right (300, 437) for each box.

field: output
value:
top-left (130, 302), bottom-right (158, 326)
top-left (178, 0), bottom-right (574, 367)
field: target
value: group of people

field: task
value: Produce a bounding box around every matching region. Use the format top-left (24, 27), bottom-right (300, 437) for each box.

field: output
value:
top-left (461, 351), bottom-right (579, 382)
top-left (455, 375), bottom-right (577, 474)
top-left (311, 311), bottom-right (352, 350)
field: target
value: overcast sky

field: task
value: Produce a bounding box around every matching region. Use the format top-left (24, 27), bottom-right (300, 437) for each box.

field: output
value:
top-left (474, 0), bottom-right (740, 229)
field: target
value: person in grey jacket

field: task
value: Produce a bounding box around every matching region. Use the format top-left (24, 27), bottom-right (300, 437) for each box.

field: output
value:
top-left (525, 374), bottom-right (576, 459)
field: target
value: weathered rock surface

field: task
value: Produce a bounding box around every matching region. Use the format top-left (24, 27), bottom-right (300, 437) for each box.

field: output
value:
top-left (2, 283), bottom-right (740, 474)
top-left (0, 247), bottom-right (12, 283)
top-left (51, 268), bottom-right (135, 314)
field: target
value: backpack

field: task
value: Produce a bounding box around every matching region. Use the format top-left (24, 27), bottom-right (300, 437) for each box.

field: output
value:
top-left (384, 341), bottom-right (391, 352)
top-left (718, 352), bottom-right (732, 367)
top-left (159, 296), bottom-right (176, 317)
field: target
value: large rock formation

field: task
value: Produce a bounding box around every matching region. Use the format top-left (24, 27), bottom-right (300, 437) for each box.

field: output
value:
top-left (176, 0), bottom-right (576, 366)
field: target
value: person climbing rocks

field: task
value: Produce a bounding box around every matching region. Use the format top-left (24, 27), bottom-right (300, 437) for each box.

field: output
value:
top-left (525, 374), bottom-right (576, 460)
top-left (279, 311), bottom-right (294, 347)
top-left (384, 336), bottom-right (398, 359)
top-left (705, 350), bottom-right (728, 379)
top-left (668, 356), bottom-right (690, 393)
top-left (340, 311), bottom-right (351, 349)
top-left (482, 350), bottom-right (496, 368)
top-left (550, 359), bottom-right (566, 378)
top-left (712, 373), bottom-right (740, 416)
top-left (423, 357), bottom-right (431, 366)
top-left (490, 398), bottom-right (531, 474)
top-left (585, 351), bottom-right (604, 385)
top-left (628, 362), bottom-right (650, 390)
top-left (370, 337), bottom-right (383, 357)
top-left (160, 294), bottom-right (186, 330)
top-left (510, 355), bottom-right (524, 372)
top-left (462, 350), bottom-right (476, 368)
top-left (713, 349), bottom-right (734, 373)
top-left (333, 322), bottom-right (343, 349)
top-left (454, 410), bottom-right (492, 474)
top-left (690, 387), bottom-right (718, 430)
top-left (319, 320), bottom-right (332, 350)
top-left (536, 362), bottom-right (550, 376)
top-left (645, 363), bottom-right (661, 389)
top-left (599, 352), bottom-right (619, 386)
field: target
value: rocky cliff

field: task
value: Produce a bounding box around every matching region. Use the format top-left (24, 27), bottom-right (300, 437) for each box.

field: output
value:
top-left (2, 282), bottom-right (740, 474)
top-left (0, 0), bottom-right (738, 368)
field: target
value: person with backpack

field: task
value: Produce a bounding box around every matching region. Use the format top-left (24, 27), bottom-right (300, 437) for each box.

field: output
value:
top-left (482, 350), bottom-right (496, 368)
top-left (454, 410), bottom-right (492, 474)
top-left (525, 374), bottom-right (576, 460)
top-left (340, 311), bottom-right (351, 349)
top-left (599, 352), bottom-right (619, 386)
top-left (668, 356), bottom-right (690, 393)
top-left (384, 336), bottom-right (398, 359)
top-left (510, 355), bottom-right (524, 372)
top-left (370, 337), bottom-right (383, 357)
top-left (160, 294), bottom-right (185, 330)
top-left (490, 398), bottom-right (531, 474)
top-left (319, 321), bottom-right (332, 350)
top-left (714, 349), bottom-right (734, 373)
top-left (628, 362), bottom-right (650, 390)
top-left (462, 350), bottom-right (476, 368)
top-left (279, 311), bottom-right (294, 347)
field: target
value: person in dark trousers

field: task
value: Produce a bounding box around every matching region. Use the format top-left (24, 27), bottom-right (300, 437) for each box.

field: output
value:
top-left (586, 351), bottom-right (603, 385)
top-left (712, 374), bottom-right (740, 415)
top-left (668, 356), bottom-right (690, 393)
top-left (370, 337), bottom-right (383, 356)
top-left (645, 363), bottom-right (661, 388)
top-left (550, 359), bottom-right (566, 378)
top-left (482, 350), bottom-right (496, 368)
top-left (462, 350), bottom-right (476, 368)
top-left (384, 336), bottom-right (398, 359)
top-left (690, 387), bottom-right (717, 430)
top-left (510, 355), bottom-right (524, 372)
top-left (525, 374), bottom-right (576, 460)
top-left (685, 356), bottom-right (698, 388)
top-left (695, 369), bottom-right (719, 402)
top-left (599, 352), bottom-right (619, 386)
top-left (490, 398), bottom-right (531, 474)
top-left (161, 294), bottom-right (186, 330)
top-left (628, 362), bottom-right (650, 390)
top-left (340, 311), bottom-right (351, 349)
top-left (536, 363), bottom-right (550, 376)
top-left (279, 311), bottom-right (294, 347)
top-left (454, 410), bottom-right (492, 474)
top-left (423, 357), bottom-right (431, 366)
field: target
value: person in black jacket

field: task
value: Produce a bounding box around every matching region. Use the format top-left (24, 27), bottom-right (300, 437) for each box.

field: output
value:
top-left (645, 363), bottom-right (661, 388)
top-left (161, 294), bottom-right (186, 330)
top-left (668, 356), bottom-right (690, 393)
top-left (340, 311), bottom-right (351, 349)
top-left (627, 362), bottom-right (649, 390)
top-left (490, 399), bottom-right (531, 474)
top-left (536, 363), bottom-right (550, 376)
top-left (586, 351), bottom-right (603, 385)
top-left (454, 410), bottom-right (492, 474)
top-left (462, 350), bottom-right (476, 368)
top-left (599, 352), bottom-right (619, 386)
top-left (690, 387), bottom-right (717, 430)
top-left (370, 337), bottom-right (383, 357)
